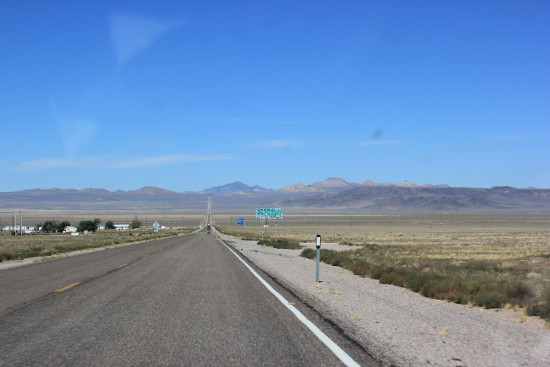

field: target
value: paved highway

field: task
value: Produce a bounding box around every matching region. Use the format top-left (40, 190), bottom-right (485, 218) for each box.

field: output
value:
top-left (0, 231), bottom-right (376, 366)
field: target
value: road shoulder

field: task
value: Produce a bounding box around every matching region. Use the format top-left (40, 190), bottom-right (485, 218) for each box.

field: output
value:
top-left (218, 232), bottom-right (550, 367)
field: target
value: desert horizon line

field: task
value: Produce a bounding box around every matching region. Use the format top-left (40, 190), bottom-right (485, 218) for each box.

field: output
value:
top-left (1, 177), bottom-right (547, 194)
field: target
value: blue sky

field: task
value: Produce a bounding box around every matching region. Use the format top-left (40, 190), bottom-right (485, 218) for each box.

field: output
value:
top-left (1, 0), bottom-right (549, 192)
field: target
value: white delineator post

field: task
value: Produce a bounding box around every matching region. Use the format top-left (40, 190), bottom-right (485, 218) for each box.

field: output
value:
top-left (316, 234), bottom-right (321, 283)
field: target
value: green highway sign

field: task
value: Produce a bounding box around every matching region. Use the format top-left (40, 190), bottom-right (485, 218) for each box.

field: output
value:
top-left (256, 208), bottom-right (283, 219)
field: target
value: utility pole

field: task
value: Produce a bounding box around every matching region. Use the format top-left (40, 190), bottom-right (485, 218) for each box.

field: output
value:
top-left (275, 218), bottom-right (278, 243)
top-left (208, 197), bottom-right (211, 225)
top-left (206, 197), bottom-right (212, 232)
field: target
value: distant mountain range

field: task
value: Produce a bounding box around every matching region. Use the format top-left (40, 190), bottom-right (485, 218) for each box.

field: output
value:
top-left (203, 181), bottom-right (270, 194)
top-left (1, 178), bottom-right (549, 212)
top-left (205, 177), bottom-right (450, 194)
top-left (280, 185), bottom-right (550, 212)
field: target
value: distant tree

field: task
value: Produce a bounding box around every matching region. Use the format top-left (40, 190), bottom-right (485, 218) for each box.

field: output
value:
top-left (78, 220), bottom-right (97, 232)
top-left (41, 220), bottom-right (58, 233)
top-left (58, 221), bottom-right (71, 232)
top-left (93, 217), bottom-right (101, 226)
top-left (130, 215), bottom-right (142, 229)
top-left (105, 220), bottom-right (116, 230)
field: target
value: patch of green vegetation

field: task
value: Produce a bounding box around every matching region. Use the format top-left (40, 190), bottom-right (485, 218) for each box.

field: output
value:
top-left (300, 246), bottom-right (550, 319)
top-left (526, 285), bottom-right (550, 319)
top-left (0, 229), bottom-right (189, 263)
top-left (473, 290), bottom-right (509, 309)
top-left (217, 214), bottom-right (550, 320)
top-left (258, 238), bottom-right (301, 249)
top-left (240, 234), bottom-right (261, 241)
top-left (301, 248), bottom-right (316, 258)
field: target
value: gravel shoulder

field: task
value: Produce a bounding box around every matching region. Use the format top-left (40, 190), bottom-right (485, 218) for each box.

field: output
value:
top-left (219, 233), bottom-right (550, 367)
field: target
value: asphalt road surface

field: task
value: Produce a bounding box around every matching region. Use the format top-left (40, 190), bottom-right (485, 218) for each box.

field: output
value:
top-left (0, 231), bottom-right (376, 366)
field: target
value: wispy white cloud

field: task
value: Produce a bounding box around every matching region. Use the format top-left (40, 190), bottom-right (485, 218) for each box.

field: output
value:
top-left (359, 140), bottom-right (402, 146)
top-left (14, 157), bottom-right (105, 171)
top-left (13, 155), bottom-right (234, 171)
top-left (245, 140), bottom-right (304, 148)
top-left (16, 158), bottom-right (74, 171)
top-left (63, 119), bottom-right (99, 157)
top-left (110, 14), bottom-right (185, 64)
top-left (106, 155), bottom-right (234, 168)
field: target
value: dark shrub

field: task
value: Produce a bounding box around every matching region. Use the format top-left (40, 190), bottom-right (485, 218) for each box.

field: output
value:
top-left (405, 272), bottom-right (442, 293)
top-left (300, 248), bottom-right (316, 259)
top-left (444, 286), bottom-right (469, 304)
top-left (526, 303), bottom-right (550, 320)
top-left (378, 266), bottom-right (395, 284)
top-left (421, 279), bottom-right (450, 298)
top-left (320, 250), bottom-right (339, 264)
top-left (419, 278), bottom-right (467, 303)
top-left (0, 252), bottom-right (14, 261)
top-left (379, 267), bottom-right (413, 287)
top-left (273, 240), bottom-right (301, 249)
top-left (507, 282), bottom-right (534, 303)
top-left (462, 280), bottom-right (482, 295)
top-left (258, 238), bottom-right (301, 249)
top-left (351, 261), bottom-right (371, 277)
top-left (369, 265), bottom-right (384, 280)
top-left (473, 291), bottom-right (508, 309)
top-left (78, 220), bottom-right (97, 232)
top-left (41, 220), bottom-right (58, 233)
top-left (526, 285), bottom-right (550, 320)
top-left (57, 221), bottom-right (71, 232)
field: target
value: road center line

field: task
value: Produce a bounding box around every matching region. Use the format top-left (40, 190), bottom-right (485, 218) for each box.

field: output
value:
top-left (218, 238), bottom-right (361, 367)
top-left (53, 263), bottom-right (128, 294)
top-left (55, 282), bottom-right (81, 293)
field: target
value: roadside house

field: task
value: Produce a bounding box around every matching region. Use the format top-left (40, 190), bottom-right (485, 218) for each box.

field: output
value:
top-left (64, 225), bottom-right (78, 233)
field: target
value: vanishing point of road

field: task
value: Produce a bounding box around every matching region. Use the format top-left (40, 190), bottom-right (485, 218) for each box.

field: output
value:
top-left (0, 231), bottom-right (377, 366)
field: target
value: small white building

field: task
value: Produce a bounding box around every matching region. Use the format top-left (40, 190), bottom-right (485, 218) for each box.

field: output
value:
top-left (64, 225), bottom-right (78, 233)
top-left (2, 226), bottom-right (36, 233)
top-left (114, 224), bottom-right (130, 231)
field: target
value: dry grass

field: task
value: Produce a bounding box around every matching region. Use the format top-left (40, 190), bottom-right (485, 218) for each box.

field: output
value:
top-left (216, 213), bottom-right (550, 318)
top-left (0, 229), bottom-right (196, 261)
top-left (0, 213), bottom-right (204, 261)
top-left (216, 213), bottom-right (550, 261)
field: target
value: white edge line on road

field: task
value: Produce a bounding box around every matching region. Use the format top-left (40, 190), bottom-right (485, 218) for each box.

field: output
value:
top-left (218, 238), bottom-right (361, 367)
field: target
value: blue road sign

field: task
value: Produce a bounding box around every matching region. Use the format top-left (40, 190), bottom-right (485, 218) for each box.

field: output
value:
top-left (237, 217), bottom-right (244, 225)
